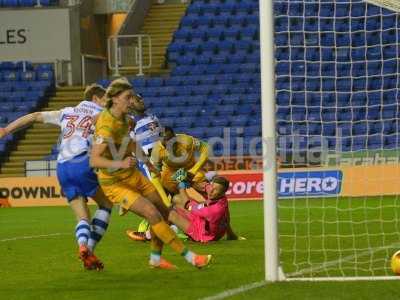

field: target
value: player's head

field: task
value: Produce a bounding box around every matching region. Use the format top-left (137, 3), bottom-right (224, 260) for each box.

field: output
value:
top-left (130, 93), bottom-right (146, 114)
top-left (208, 176), bottom-right (230, 200)
top-left (105, 78), bottom-right (136, 114)
top-left (84, 84), bottom-right (106, 107)
top-left (160, 126), bottom-right (175, 147)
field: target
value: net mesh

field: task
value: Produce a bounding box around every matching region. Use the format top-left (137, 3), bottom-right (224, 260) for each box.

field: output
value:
top-left (275, 0), bottom-right (400, 277)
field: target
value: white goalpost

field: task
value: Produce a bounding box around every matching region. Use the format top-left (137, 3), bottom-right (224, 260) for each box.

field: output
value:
top-left (260, 0), bottom-right (280, 283)
top-left (261, 0), bottom-right (400, 281)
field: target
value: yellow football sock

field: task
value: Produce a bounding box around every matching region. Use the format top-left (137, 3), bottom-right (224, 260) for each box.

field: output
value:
top-left (150, 229), bottom-right (164, 253)
top-left (152, 221), bottom-right (185, 254)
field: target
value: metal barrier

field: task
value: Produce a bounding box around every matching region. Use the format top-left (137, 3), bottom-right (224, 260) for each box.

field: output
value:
top-left (25, 160), bottom-right (57, 177)
top-left (107, 34), bottom-right (152, 77)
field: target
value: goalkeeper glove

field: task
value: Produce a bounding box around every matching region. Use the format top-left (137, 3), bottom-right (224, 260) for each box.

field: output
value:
top-left (178, 181), bottom-right (190, 190)
top-left (171, 168), bottom-right (188, 183)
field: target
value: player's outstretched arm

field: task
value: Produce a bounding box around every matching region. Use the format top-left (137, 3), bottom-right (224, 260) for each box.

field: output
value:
top-left (0, 112), bottom-right (43, 139)
top-left (0, 110), bottom-right (61, 139)
top-left (188, 140), bottom-right (210, 176)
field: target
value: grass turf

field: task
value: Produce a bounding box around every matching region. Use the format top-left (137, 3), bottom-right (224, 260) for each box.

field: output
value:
top-left (0, 200), bottom-right (399, 300)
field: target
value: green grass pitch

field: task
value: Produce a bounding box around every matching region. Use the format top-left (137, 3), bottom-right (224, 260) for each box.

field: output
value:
top-left (0, 200), bottom-right (399, 300)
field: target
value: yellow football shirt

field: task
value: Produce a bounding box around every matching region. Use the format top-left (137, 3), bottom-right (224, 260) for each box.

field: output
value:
top-left (94, 109), bottom-right (134, 185)
top-left (151, 134), bottom-right (201, 170)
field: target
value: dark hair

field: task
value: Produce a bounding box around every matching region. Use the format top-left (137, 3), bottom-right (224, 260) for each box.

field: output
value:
top-left (212, 176), bottom-right (230, 193)
top-left (163, 126), bottom-right (175, 135)
top-left (84, 84), bottom-right (105, 100)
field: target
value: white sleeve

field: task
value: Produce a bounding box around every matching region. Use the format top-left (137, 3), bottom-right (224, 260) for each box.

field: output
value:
top-left (41, 111), bottom-right (61, 126)
top-left (129, 130), bottom-right (137, 141)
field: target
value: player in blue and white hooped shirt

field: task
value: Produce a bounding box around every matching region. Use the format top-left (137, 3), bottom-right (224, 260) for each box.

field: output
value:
top-left (0, 84), bottom-right (112, 270)
top-left (123, 93), bottom-right (186, 241)
top-left (128, 93), bottom-right (162, 175)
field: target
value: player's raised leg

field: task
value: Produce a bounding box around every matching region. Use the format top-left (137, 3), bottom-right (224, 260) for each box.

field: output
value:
top-left (127, 195), bottom-right (212, 269)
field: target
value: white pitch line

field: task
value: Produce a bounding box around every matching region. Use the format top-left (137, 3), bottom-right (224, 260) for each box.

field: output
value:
top-left (199, 242), bottom-right (400, 300)
top-left (288, 241), bottom-right (400, 277)
top-left (198, 281), bottom-right (267, 300)
top-left (0, 232), bottom-right (68, 242)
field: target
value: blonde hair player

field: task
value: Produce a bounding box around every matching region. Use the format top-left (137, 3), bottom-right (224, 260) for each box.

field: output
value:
top-left (90, 78), bottom-right (212, 269)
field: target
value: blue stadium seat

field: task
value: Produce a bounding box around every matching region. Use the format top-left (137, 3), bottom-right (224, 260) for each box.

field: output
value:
top-left (98, 78), bottom-right (111, 88)
top-left (383, 121), bottom-right (395, 134)
top-left (368, 121), bottom-right (383, 135)
top-left (367, 135), bottom-right (382, 149)
top-left (2, 0), bottom-right (18, 6)
top-left (29, 81), bottom-right (50, 91)
top-left (205, 127), bottom-right (224, 138)
top-left (292, 107), bottom-right (306, 121)
top-left (307, 107), bottom-right (321, 121)
top-left (352, 136), bottom-right (367, 151)
top-left (336, 122), bottom-right (353, 137)
top-left (208, 52), bottom-right (227, 64)
top-left (174, 27), bottom-right (191, 41)
top-left (220, 95), bottom-right (238, 106)
top-left (190, 117), bottom-right (210, 127)
top-left (3, 71), bottom-right (19, 81)
top-left (246, 94), bottom-right (260, 105)
top-left (365, 106), bottom-right (380, 120)
top-left (274, 1), bottom-right (287, 15)
top-left (3, 62), bottom-right (20, 71)
top-left (352, 122), bottom-right (368, 135)
top-left (306, 93), bottom-right (321, 107)
top-left (172, 65), bottom-right (191, 76)
top-left (220, 64), bottom-right (240, 74)
top-left (322, 123), bottom-right (336, 136)
top-left (146, 78), bottom-right (164, 87)
top-left (37, 70), bottom-right (54, 81)
top-left (230, 115), bottom-right (248, 127)
top-left (385, 135), bottom-right (399, 149)
top-left (240, 27), bottom-right (258, 41)
top-left (382, 105), bottom-right (397, 119)
top-left (215, 74), bottom-right (233, 85)
top-left (215, 105), bottom-right (234, 116)
top-left (0, 115), bottom-right (7, 123)
top-left (19, 0), bottom-right (35, 6)
top-left (0, 82), bottom-right (13, 92)
top-left (352, 107), bottom-right (367, 120)
top-left (174, 117), bottom-right (194, 128)
top-left (15, 103), bottom-right (33, 112)
top-left (5, 111), bottom-right (24, 122)
top-left (209, 118), bottom-right (229, 128)
top-left (0, 103), bottom-right (14, 112)
top-left (246, 125), bottom-right (261, 137)
top-left (223, 27), bottom-right (240, 41)
top-left (275, 33), bottom-right (288, 47)
top-left (164, 77), bottom-right (182, 87)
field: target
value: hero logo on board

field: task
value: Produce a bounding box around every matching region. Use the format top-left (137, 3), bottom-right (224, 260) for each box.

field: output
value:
top-left (223, 170), bottom-right (342, 199)
top-left (278, 171), bottom-right (342, 197)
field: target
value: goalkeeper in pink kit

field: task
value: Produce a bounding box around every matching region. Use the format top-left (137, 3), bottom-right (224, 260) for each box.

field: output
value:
top-left (169, 171), bottom-right (244, 243)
